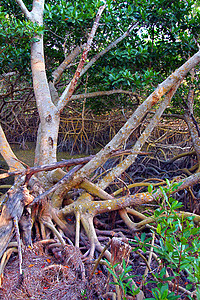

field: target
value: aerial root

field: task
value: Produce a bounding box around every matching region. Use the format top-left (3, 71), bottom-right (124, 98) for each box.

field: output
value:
top-left (81, 214), bottom-right (98, 260)
top-left (40, 221), bottom-right (47, 240)
top-left (118, 208), bottom-right (136, 231)
top-left (42, 220), bottom-right (66, 246)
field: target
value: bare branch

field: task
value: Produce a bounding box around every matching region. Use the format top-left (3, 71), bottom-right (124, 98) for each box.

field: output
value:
top-left (71, 89), bottom-right (135, 101)
top-left (57, 5), bottom-right (106, 112)
top-left (58, 23), bottom-right (138, 111)
top-left (0, 149), bottom-right (145, 180)
top-left (97, 80), bottom-right (182, 190)
top-left (15, 0), bottom-right (33, 21)
top-left (52, 45), bottom-right (84, 84)
top-left (80, 23), bottom-right (138, 78)
top-left (0, 156), bottom-right (94, 180)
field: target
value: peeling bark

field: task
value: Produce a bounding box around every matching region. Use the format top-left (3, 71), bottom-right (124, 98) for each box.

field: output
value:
top-left (0, 186), bottom-right (34, 259)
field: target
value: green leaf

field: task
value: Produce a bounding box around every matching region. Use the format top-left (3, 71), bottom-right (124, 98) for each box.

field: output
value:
top-left (107, 268), bottom-right (118, 279)
top-left (157, 223), bottom-right (161, 234)
top-left (141, 232), bottom-right (146, 242)
top-left (148, 184), bottom-right (153, 193)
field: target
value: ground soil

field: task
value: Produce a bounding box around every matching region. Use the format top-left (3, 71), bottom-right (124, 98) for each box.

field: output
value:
top-left (0, 242), bottom-right (108, 300)
top-left (0, 233), bottom-right (162, 300)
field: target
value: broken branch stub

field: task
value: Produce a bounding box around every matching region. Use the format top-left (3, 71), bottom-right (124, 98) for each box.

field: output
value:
top-left (111, 237), bottom-right (132, 266)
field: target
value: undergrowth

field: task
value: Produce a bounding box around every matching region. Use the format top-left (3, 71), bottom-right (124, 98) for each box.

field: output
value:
top-left (105, 181), bottom-right (200, 299)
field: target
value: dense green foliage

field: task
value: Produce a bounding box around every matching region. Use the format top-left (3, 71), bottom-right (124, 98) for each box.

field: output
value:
top-left (106, 182), bottom-right (200, 299)
top-left (0, 0), bottom-right (200, 112)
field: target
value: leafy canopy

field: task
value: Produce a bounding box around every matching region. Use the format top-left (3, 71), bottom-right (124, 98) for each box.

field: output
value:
top-left (0, 0), bottom-right (200, 112)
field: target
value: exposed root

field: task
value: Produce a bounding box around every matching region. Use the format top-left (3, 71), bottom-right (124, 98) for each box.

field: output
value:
top-left (118, 208), bottom-right (136, 231)
top-left (1, 125), bottom-right (200, 298)
top-left (81, 213), bottom-right (100, 260)
top-left (43, 220), bottom-right (66, 246)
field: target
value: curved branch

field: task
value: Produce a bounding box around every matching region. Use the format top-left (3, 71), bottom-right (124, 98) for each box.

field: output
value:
top-left (59, 192), bottom-right (154, 217)
top-left (0, 124), bottom-right (24, 171)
